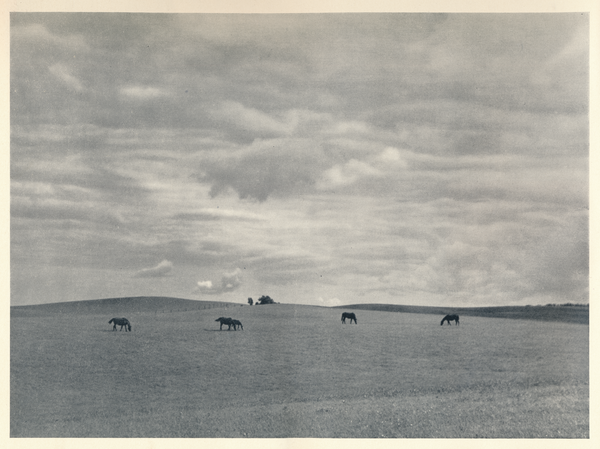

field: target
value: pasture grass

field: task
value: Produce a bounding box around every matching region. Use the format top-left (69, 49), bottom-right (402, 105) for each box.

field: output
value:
top-left (11, 304), bottom-right (588, 438)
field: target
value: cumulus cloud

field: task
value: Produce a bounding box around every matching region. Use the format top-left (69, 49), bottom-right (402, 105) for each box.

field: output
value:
top-left (316, 147), bottom-right (410, 190)
top-left (133, 260), bottom-right (173, 278)
top-left (197, 139), bottom-right (327, 201)
top-left (193, 268), bottom-right (243, 295)
top-left (317, 159), bottom-right (382, 189)
top-left (195, 280), bottom-right (213, 291)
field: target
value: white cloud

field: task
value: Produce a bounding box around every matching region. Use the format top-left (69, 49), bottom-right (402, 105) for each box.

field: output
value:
top-left (376, 147), bottom-right (407, 166)
top-left (121, 86), bottom-right (167, 99)
top-left (194, 280), bottom-right (213, 292)
top-left (193, 269), bottom-right (243, 295)
top-left (12, 23), bottom-right (89, 50)
top-left (318, 159), bottom-right (382, 189)
top-left (133, 260), bottom-right (173, 278)
top-left (215, 101), bottom-right (297, 136)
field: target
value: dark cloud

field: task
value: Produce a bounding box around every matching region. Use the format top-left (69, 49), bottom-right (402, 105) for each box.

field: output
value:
top-left (10, 13), bottom-right (589, 307)
top-left (196, 140), bottom-right (329, 201)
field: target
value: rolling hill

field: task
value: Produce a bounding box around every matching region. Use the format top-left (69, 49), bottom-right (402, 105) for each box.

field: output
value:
top-left (334, 303), bottom-right (589, 324)
top-left (10, 296), bottom-right (589, 324)
top-left (10, 296), bottom-right (241, 317)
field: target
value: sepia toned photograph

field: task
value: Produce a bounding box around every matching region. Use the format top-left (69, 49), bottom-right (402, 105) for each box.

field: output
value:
top-left (9, 7), bottom-right (591, 441)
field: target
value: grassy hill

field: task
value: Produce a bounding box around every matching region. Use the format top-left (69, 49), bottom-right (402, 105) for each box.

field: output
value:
top-left (334, 303), bottom-right (589, 325)
top-left (11, 296), bottom-right (589, 324)
top-left (10, 296), bottom-right (241, 317)
top-left (11, 303), bottom-right (588, 437)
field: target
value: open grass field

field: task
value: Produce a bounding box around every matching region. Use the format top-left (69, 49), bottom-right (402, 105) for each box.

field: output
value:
top-left (11, 302), bottom-right (588, 438)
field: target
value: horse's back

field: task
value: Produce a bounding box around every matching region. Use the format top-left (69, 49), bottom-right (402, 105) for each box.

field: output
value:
top-left (441, 314), bottom-right (459, 325)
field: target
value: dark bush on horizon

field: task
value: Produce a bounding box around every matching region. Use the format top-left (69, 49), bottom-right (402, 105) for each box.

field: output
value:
top-left (256, 295), bottom-right (277, 305)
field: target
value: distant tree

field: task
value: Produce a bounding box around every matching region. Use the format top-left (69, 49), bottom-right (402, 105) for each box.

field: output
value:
top-left (248, 297), bottom-right (253, 306)
top-left (257, 295), bottom-right (276, 305)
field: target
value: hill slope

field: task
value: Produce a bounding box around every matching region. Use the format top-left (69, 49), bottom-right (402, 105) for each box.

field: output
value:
top-left (10, 296), bottom-right (240, 317)
top-left (334, 303), bottom-right (589, 324)
top-left (11, 297), bottom-right (589, 324)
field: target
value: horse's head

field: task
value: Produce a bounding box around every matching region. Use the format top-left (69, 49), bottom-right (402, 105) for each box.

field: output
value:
top-left (128, 324), bottom-right (132, 331)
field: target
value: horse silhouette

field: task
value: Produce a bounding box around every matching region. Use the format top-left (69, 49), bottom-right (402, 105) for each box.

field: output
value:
top-left (440, 314), bottom-right (459, 326)
top-left (215, 317), bottom-right (236, 330)
top-left (109, 317), bottom-right (131, 332)
top-left (341, 312), bottom-right (357, 324)
top-left (232, 319), bottom-right (243, 330)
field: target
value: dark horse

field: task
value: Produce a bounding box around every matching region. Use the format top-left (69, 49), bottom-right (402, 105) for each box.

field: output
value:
top-left (109, 317), bottom-right (131, 332)
top-left (232, 319), bottom-right (243, 330)
top-left (341, 312), bottom-right (357, 324)
top-left (215, 317), bottom-right (236, 330)
top-left (440, 314), bottom-right (459, 326)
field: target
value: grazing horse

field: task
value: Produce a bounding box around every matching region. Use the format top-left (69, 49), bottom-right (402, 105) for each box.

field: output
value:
top-left (215, 317), bottom-right (235, 330)
top-left (341, 312), bottom-right (357, 324)
top-left (109, 317), bottom-right (131, 332)
top-left (232, 319), bottom-right (243, 330)
top-left (441, 314), bottom-right (459, 326)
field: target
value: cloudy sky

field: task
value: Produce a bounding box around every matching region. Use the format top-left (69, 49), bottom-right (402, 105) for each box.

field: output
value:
top-left (10, 13), bottom-right (589, 307)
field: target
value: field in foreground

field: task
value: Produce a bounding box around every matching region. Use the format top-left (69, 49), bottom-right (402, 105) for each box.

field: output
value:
top-left (11, 303), bottom-right (588, 438)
